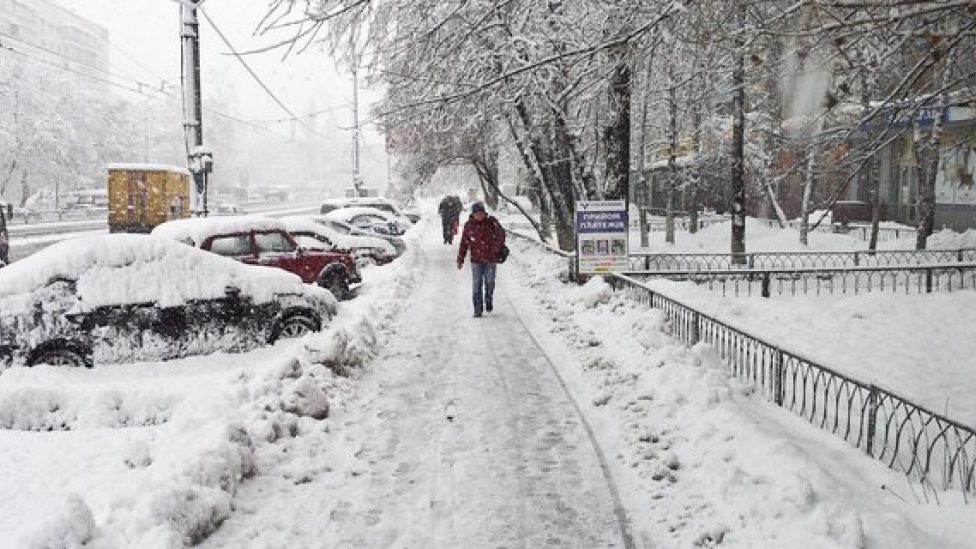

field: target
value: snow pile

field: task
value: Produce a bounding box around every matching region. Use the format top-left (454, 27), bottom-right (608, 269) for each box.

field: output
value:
top-left (18, 496), bottom-right (98, 549)
top-left (509, 237), bottom-right (975, 547)
top-left (644, 280), bottom-right (976, 427)
top-left (880, 228), bottom-right (976, 251)
top-left (571, 276), bottom-right (612, 308)
top-left (631, 217), bottom-right (864, 253)
top-left (0, 382), bottom-right (173, 431)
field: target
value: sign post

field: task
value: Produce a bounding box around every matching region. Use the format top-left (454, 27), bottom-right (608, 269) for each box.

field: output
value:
top-left (575, 199), bottom-right (629, 275)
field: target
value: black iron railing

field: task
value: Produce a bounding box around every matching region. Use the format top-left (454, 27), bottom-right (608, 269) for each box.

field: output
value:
top-left (631, 216), bottom-right (729, 232)
top-left (608, 273), bottom-right (976, 498)
top-left (760, 218), bottom-right (917, 242)
top-left (620, 263), bottom-right (976, 298)
top-left (629, 248), bottom-right (976, 271)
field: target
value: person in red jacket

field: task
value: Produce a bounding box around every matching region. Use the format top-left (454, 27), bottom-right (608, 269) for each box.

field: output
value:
top-left (456, 202), bottom-right (506, 317)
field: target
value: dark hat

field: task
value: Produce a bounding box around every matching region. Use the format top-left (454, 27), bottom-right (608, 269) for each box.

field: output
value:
top-left (471, 202), bottom-right (486, 213)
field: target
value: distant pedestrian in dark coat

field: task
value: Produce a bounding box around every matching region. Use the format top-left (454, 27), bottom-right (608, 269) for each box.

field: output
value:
top-left (438, 195), bottom-right (463, 244)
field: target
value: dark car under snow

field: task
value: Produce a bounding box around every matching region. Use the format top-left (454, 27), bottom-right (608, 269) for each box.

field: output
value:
top-left (0, 234), bottom-right (337, 368)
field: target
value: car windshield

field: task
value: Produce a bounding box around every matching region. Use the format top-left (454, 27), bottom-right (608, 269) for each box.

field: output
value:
top-left (254, 231), bottom-right (296, 253)
top-left (209, 234), bottom-right (252, 257)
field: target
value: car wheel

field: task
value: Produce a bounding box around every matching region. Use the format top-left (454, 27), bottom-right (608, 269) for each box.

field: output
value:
top-left (273, 314), bottom-right (319, 342)
top-left (29, 346), bottom-right (90, 368)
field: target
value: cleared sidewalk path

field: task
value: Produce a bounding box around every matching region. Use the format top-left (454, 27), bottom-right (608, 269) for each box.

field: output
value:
top-left (204, 224), bottom-right (632, 548)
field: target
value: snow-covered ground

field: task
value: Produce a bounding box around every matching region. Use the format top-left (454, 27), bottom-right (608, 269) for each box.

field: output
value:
top-left (640, 280), bottom-right (976, 427)
top-left (508, 241), bottom-right (975, 547)
top-left (628, 216), bottom-right (976, 255)
top-left (3, 212), bottom-right (972, 547)
top-left (0, 236), bottom-right (411, 547)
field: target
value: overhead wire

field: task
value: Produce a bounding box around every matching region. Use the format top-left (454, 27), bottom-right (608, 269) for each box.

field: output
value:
top-left (0, 30), bottom-right (161, 92)
top-left (198, 7), bottom-right (335, 143)
top-left (0, 36), bottom-right (286, 140)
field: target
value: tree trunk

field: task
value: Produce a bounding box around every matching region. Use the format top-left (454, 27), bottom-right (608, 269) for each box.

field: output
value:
top-left (513, 101), bottom-right (575, 250)
top-left (638, 51), bottom-right (654, 247)
top-left (916, 113), bottom-right (944, 250)
top-left (604, 48), bottom-right (632, 203)
top-left (665, 66), bottom-right (677, 244)
top-left (799, 142), bottom-right (818, 246)
top-left (730, 8), bottom-right (747, 263)
top-left (868, 158), bottom-right (881, 251)
top-left (689, 103), bottom-right (702, 234)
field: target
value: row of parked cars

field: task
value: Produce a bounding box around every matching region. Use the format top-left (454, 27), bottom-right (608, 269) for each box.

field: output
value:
top-left (0, 202), bottom-right (417, 369)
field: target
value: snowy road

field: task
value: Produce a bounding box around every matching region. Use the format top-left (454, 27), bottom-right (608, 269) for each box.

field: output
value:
top-left (205, 231), bottom-right (632, 547)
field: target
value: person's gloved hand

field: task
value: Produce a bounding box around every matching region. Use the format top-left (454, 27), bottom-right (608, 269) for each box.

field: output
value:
top-left (456, 259), bottom-right (463, 270)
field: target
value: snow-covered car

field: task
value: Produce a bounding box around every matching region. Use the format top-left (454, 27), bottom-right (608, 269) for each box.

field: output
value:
top-left (0, 234), bottom-right (337, 368)
top-left (323, 207), bottom-right (412, 237)
top-left (320, 197), bottom-right (419, 222)
top-left (152, 216), bottom-right (360, 299)
top-left (280, 216), bottom-right (398, 269)
top-left (321, 218), bottom-right (407, 256)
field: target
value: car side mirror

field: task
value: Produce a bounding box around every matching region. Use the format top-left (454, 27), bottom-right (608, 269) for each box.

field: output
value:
top-left (296, 247), bottom-right (307, 257)
top-left (225, 286), bottom-right (241, 299)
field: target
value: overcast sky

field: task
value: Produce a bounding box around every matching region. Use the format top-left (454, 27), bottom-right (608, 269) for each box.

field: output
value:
top-left (56, 0), bottom-right (382, 144)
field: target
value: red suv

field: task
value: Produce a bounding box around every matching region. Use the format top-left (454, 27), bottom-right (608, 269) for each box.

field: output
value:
top-left (152, 217), bottom-right (360, 299)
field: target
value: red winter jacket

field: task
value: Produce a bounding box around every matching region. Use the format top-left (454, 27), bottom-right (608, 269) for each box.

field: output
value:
top-left (458, 215), bottom-right (506, 264)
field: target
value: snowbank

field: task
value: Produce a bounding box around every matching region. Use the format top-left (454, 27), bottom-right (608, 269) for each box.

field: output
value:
top-left (641, 280), bottom-right (976, 427)
top-left (632, 217), bottom-right (864, 253)
top-left (880, 228), bottom-right (976, 251)
top-left (508, 237), bottom-right (976, 547)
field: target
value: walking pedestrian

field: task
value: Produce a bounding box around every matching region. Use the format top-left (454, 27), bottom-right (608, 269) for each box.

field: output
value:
top-left (456, 202), bottom-right (506, 317)
top-left (438, 195), bottom-right (463, 245)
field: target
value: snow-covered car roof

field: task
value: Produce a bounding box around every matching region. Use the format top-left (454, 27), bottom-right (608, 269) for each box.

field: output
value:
top-left (151, 215), bottom-right (285, 246)
top-left (323, 207), bottom-right (400, 224)
top-left (0, 234), bottom-right (331, 312)
top-left (280, 216), bottom-right (396, 255)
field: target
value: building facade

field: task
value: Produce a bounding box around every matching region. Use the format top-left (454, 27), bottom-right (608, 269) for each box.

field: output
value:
top-left (868, 105), bottom-right (976, 231)
top-left (0, 0), bottom-right (109, 71)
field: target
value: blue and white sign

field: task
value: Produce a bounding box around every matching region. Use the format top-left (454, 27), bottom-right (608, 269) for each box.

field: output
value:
top-left (576, 200), bottom-right (629, 274)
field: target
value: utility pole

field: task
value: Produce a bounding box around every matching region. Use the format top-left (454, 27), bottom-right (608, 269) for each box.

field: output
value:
top-left (350, 37), bottom-right (363, 196)
top-left (181, 1), bottom-right (213, 216)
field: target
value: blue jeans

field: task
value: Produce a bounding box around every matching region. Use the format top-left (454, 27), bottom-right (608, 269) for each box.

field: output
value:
top-left (471, 262), bottom-right (496, 313)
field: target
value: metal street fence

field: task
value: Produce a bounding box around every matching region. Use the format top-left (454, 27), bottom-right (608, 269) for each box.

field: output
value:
top-left (760, 218), bottom-right (917, 242)
top-left (631, 214), bottom-right (729, 233)
top-left (629, 248), bottom-right (976, 271)
top-left (608, 273), bottom-right (976, 498)
top-left (620, 263), bottom-right (976, 298)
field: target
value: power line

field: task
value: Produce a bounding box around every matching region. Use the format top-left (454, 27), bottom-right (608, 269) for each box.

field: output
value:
top-left (0, 30), bottom-right (154, 90)
top-left (0, 40), bottom-right (162, 97)
top-left (198, 8), bottom-right (334, 142)
top-left (0, 39), bottom-right (285, 139)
